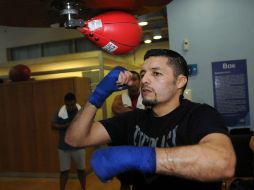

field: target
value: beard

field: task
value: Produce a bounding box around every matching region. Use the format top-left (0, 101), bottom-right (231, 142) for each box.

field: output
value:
top-left (141, 86), bottom-right (159, 107)
top-left (142, 98), bottom-right (158, 107)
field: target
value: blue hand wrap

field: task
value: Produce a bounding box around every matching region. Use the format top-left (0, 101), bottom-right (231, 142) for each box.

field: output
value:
top-left (88, 66), bottom-right (128, 108)
top-left (91, 146), bottom-right (156, 182)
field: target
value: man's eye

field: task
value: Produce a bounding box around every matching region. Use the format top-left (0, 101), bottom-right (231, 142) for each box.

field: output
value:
top-left (152, 72), bottom-right (161, 76)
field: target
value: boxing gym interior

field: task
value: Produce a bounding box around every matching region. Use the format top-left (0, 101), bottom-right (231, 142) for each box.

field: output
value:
top-left (0, 0), bottom-right (254, 190)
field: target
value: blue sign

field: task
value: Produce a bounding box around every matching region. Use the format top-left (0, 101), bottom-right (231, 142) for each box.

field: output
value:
top-left (212, 59), bottom-right (250, 127)
top-left (187, 64), bottom-right (198, 76)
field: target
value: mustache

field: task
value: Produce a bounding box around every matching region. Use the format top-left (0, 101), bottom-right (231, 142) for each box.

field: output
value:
top-left (141, 85), bottom-right (153, 91)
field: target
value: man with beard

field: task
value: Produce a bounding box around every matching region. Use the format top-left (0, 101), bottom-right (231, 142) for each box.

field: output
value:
top-left (112, 70), bottom-right (144, 116)
top-left (65, 49), bottom-right (236, 190)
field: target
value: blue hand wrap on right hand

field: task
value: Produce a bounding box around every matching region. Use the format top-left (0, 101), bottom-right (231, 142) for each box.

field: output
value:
top-left (89, 66), bottom-right (128, 108)
top-left (91, 146), bottom-right (156, 182)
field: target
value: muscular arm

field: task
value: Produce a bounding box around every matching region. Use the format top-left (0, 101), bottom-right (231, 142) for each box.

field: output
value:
top-left (65, 102), bottom-right (111, 147)
top-left (112, 94), bottom-right (133, 115)
top-left (65, 67), bottom-right (133, 148)
top-left (156, 133), bottom-right (236, 181)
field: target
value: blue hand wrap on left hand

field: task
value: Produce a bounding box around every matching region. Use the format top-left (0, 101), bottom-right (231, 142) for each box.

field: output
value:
top-left (91, 146), bottom-right (156, 182)
top-left (89, 66), bottom-right (128, 108)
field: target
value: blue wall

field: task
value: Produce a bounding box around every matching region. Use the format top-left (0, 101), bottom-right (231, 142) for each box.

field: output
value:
top-left (167, 0), bottom-right (254, 130)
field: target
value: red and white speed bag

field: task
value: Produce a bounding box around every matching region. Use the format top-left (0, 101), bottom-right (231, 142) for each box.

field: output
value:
top-left (78, 11), bottom-right (142, 55)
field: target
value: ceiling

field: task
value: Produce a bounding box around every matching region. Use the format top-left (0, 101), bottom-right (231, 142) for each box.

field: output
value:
top-left (0, 0), bottom-right (170, 42)
top-left (139, 7), bottom-right (169, 43)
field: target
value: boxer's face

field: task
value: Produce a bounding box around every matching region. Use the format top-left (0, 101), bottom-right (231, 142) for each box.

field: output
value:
top-left (140, 56), bottom-right (180, 107)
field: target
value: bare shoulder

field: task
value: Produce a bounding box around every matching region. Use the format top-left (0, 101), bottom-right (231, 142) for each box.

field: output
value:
top-left (113, 94), bottom-right (122, 101)
top-left (112, 94), bottom-right (123, 105)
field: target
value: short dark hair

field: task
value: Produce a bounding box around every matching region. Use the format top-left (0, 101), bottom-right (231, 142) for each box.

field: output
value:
top-left (130, 70), bottom-right (140, 80)
top-left (64, 92), bottom-right (76, 102)
top-left (144, 49), bottom-right (189, 98)
top-left (144, 49), bottom-right (188, 79)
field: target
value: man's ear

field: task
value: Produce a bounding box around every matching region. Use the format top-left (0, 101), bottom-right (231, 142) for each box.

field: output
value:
top-left (176, 75), bottom-right (188, 89)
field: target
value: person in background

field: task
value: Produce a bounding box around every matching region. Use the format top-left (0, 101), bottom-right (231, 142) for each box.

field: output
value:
top-left (112, 70), bottom-right (144, 116)
top-left (65, 49), bottom-right (236, 190)
top-left (111, 71), bottom-right (144, 190)
top-left (52, 92), bottom-right (86, 190)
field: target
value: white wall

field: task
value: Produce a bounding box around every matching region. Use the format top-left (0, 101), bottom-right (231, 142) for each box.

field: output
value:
top-left (167, 0), bottom-right (254, 130)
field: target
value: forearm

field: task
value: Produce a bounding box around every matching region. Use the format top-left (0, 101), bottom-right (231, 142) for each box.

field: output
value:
top-left (65, 102), bottom-right (97, 147)
top-left (156, 138), bottom-right (235, 181)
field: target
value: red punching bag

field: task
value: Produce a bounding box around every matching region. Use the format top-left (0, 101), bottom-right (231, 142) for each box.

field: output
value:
top-left (78, 11), bottom-right (142, 55)
top-left (9, 64), bottom-right (31, 82)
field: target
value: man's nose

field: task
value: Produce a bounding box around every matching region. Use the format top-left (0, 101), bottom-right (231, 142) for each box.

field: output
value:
top-left (141, 73), bottom-right (150, 84)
